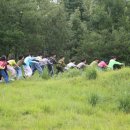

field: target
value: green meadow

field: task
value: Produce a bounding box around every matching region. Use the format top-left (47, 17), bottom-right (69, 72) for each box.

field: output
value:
top-left (0, 68), bottom-right (130, 130)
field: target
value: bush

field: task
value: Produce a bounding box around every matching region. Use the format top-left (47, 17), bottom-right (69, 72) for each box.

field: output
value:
top-left (66, 68), bottom-right (81, 78)
top-left (118, 96), bottom-right (130, 113)
top-left (60, 68), bottom-right (81, 78)
top-left (88, 93), bottom-right (99, 107)
top-left (85, 68), bottom-right (97, 80)
top-left (42, 67), bottom-right (50, 80)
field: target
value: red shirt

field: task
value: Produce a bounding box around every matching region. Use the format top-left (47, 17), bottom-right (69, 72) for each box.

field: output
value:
top-left (98, 61), bottom-right (107, 68)
top-left (0, 61), bottom-right (7, 69)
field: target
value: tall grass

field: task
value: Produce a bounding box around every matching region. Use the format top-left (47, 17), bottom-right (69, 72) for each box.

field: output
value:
top-left (0, 68), bottom-right (130, 130)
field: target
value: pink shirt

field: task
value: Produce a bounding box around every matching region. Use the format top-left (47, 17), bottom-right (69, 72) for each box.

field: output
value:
top-left (98, 61), bottom-right (107, 68)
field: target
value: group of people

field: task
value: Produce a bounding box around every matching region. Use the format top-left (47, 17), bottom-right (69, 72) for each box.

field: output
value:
top-left (0, 54), bottom-right (124, 83)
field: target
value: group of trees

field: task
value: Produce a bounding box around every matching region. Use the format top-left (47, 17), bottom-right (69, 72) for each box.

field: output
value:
top-left (0, 0), bottom-right (130, 63)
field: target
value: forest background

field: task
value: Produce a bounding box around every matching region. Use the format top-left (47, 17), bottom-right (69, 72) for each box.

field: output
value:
top-left (0, 0), bottom-right (130, 63)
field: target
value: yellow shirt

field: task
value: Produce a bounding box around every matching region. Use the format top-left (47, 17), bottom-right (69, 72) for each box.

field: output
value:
top-left (8, 60), bottom-right (16, 66)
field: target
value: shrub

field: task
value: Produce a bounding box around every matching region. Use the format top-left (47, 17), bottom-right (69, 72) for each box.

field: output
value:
top-left (66, 68), bottom-right (81, 78)
top-left (42, 67), bottom-right (50, 80)
top-left (85, 68), bottom-right (97, 80)
top-left (60, 68), bottom-right (81, 78)
top-left (118, 96), bottom-right (130, 113)
top-left (88, 93), bottom-right (99, 107)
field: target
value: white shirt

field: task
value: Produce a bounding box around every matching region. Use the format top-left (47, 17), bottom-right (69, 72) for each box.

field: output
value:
top-left (39, 58), bottom-right (52, 66)
top-left (77, 62), bottom-right (86, 69)
top-left (66, 62), bottom-right (76, 69)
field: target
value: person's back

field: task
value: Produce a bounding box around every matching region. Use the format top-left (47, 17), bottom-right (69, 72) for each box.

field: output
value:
top-left (77, 59), bottom-right (86, 69)
top-left (24, 56), bottom-right (32, 66)
top-left (98, 61), bottom-right (107, 68)
top-left (39, 58), bottom-right (49, 66)
top-left (67, 62), bottom-right (76, 68)
top-left (17, 60), bottom-right (24, 67)
top-left (8, 59), bottom-right (17, 67)
top-left (49, 55), bottom-right (57, 64)
top-left (77, 62), bottom-right (85, 69)
top-left (90, 59), bottom-right (99, 68)
top-left (66, 61), bottom-right (76, 70)
top-left (58, 57), bottom-right (65, 67)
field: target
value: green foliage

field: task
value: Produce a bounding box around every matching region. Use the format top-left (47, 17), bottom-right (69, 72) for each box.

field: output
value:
top-left (0, 0), bottom-right (130, 64)
top-left (85, 68), bottom-right (97, 80)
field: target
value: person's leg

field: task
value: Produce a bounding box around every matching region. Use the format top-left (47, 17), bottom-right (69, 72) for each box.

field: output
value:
top-left (31, 63), bottom-right (37, 75)
top-left (0, 75), bottom-right (2, 80)
top-left (34, 62), bottom-right (43, 76)
top-left (23, 66), bottom-right (32, 77)
top-left (17, 67), bottom-right (23, 79)
top-left (51, 65), bottom-right (54, 76)
top-left (0, 71), bottom-right (2, 82)
top-left (4, 69), bottom-right (9, 81)
top-left (7, 65), bottom-right (16, 80)
top-left (47, 64), bottom-right (52, 75)
top-left (0, 70), bottom-right (9, 83)
top-left (18, 67), bottom-right (23, 79)
top-left (27, 66), bottom-right (32, 77)
top-left (15, 67), bottom-right (19, 78)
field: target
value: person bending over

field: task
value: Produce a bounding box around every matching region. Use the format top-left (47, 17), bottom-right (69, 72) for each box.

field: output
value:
top-left (77, 59), bottom-right (87, 69)
top-left (108, 56), bottom-right (124, 70)
top-left (65, 59), bottom-right (76, 70)
top-left (90, 58), bottom-right (100, 68)
top-left (98, 60), bottom-right (107, 71)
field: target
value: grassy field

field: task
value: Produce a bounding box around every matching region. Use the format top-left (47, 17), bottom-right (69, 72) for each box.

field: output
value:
top-left (0, 68), bottom-right (130, 130)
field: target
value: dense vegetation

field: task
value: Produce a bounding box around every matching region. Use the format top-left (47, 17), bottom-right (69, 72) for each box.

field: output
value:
top-left (0, 68), bottom-right (130, 130)
top-left (0, 0), bottom-right (130, 63)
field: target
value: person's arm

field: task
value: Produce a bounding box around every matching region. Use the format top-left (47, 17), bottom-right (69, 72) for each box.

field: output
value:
top-left (47, 59), bottom-right (53, 65)
top-left (30, 60), bottom-right (39, 64)
top-left (0, 66), bottom-right (5, 69)
top-left (13, 60), bottom-right (20, 68)
top-left (114, 61), bottom-right (123, 65)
